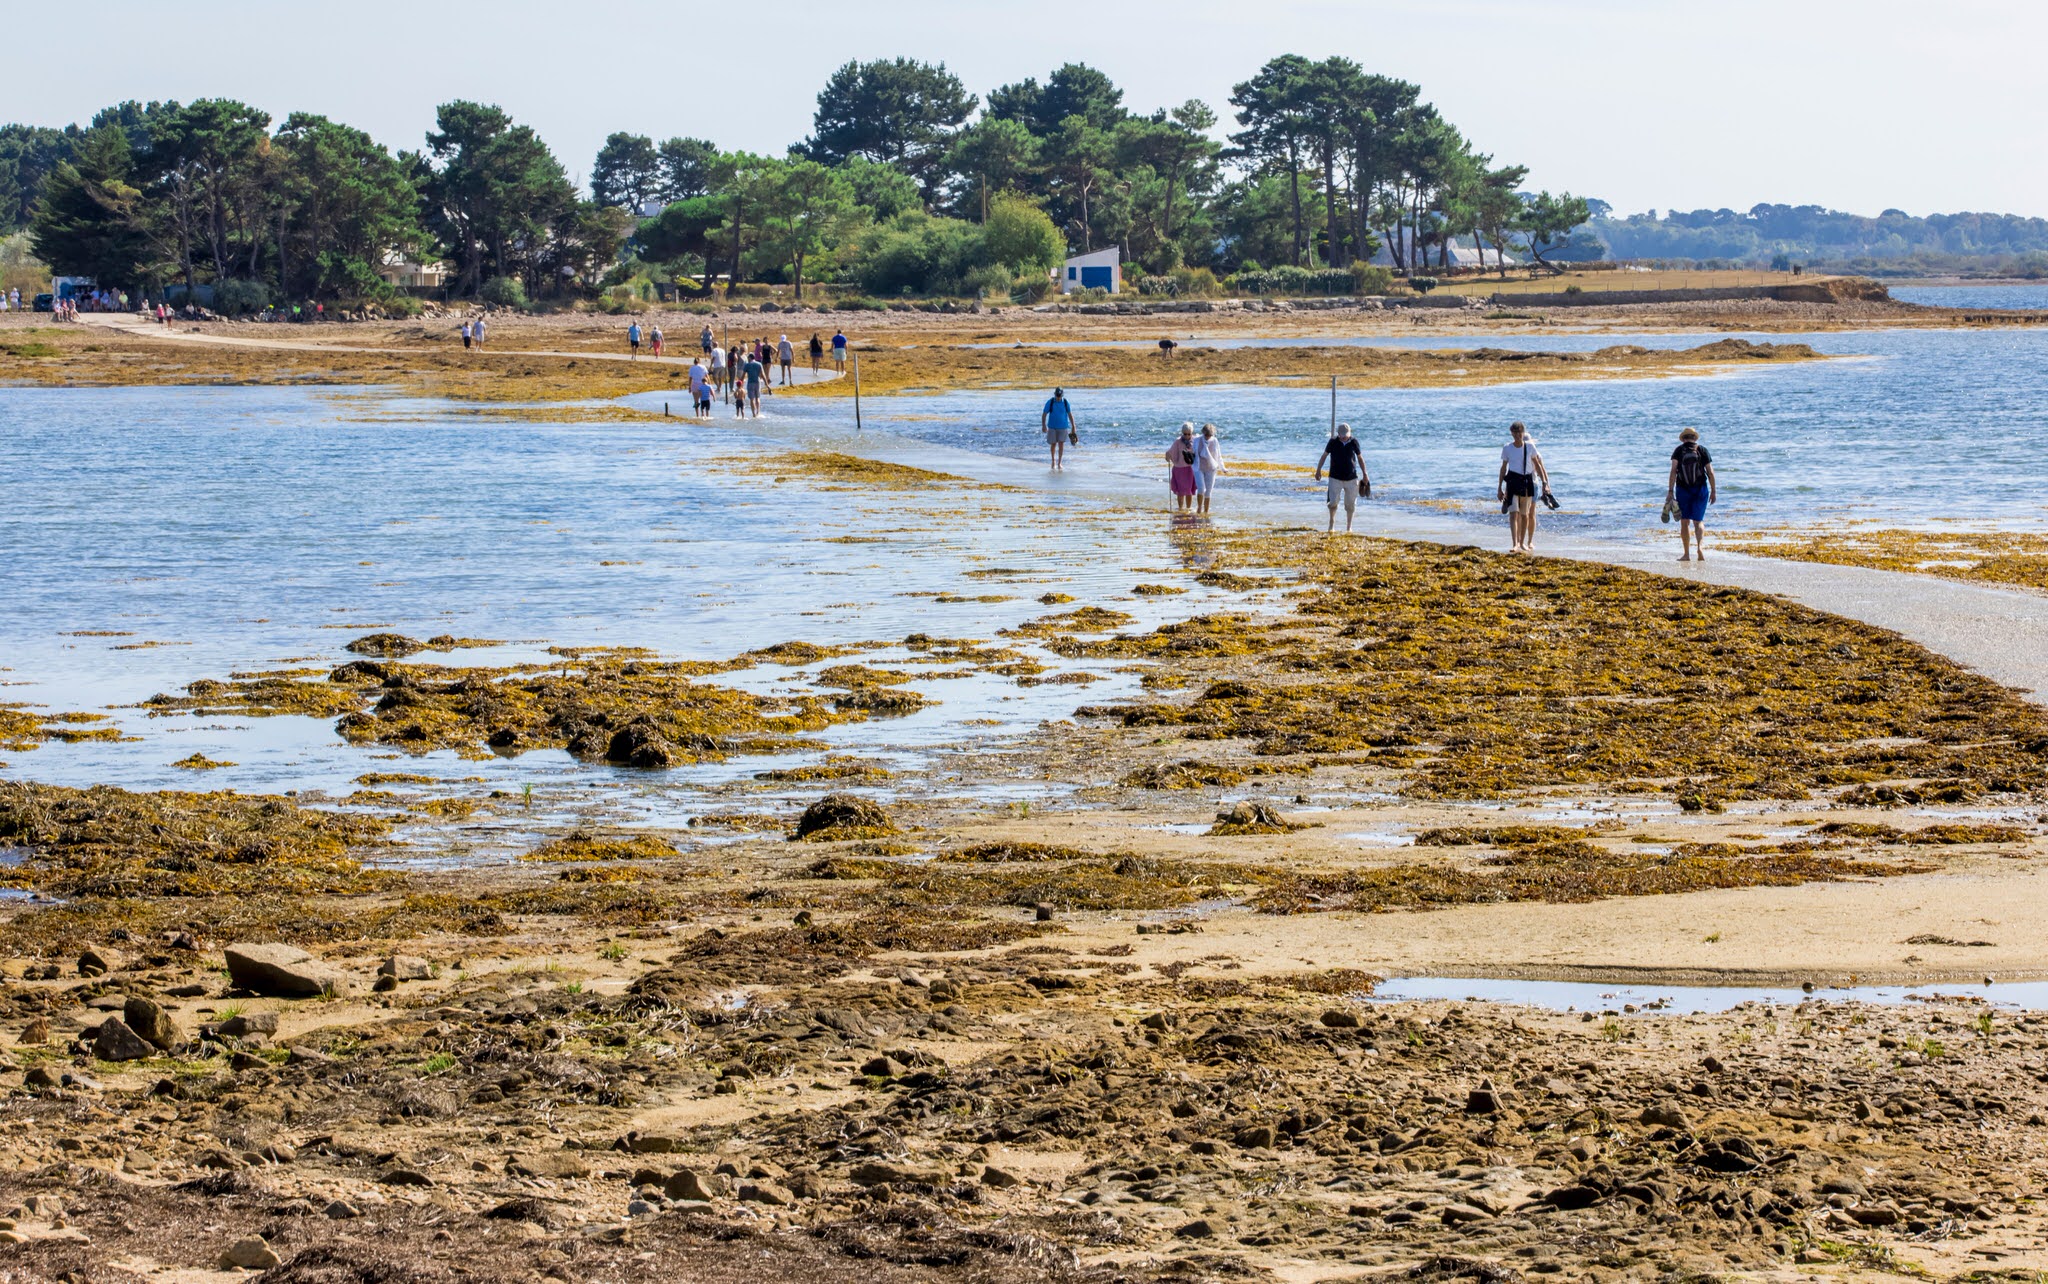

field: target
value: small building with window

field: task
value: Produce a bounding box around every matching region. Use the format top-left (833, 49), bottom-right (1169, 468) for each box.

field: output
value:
top-left (1060, 246), bottom-right (1121, 294)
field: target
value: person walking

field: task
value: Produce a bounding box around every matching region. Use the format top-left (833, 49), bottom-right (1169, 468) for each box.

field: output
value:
top-left (460, 319), bottom-right (472, 350)
top-left (710, 343), bottom-right (727, 401)
top-left (472, 316), bottom-right (488, 350)
top-left (650, 324), bottom-right (664, 358)
top-left (688, 355), bottom-right (710, 419)
top-left (627, 320), bottom-right (642, 359)
top-left (831, 328), bottom-right (847, 372)
top-left (1165, 422), bottom-right (1200, 513)
top-left (1040, 387), bottom-right (1077, 471)
top-left (808, 332), bottom-right (824, 375)
top-left (1315, 422), bottom-right (1370, 534)
top-left (1665, 426), bottom-right (1717, 561)
top-left (741, 348), bottom-right (765, 416)
top-left (700, 323), bottom-right (714, 355)
top-left (777, 334), bottom-right (795, 384)
top-left (1194, 423), bottom-right (1222, 515)
top-left (1496, 420), bottom-right (1551, 553)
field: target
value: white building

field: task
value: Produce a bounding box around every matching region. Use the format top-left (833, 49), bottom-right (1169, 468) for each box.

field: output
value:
top-left (1371, 231), bottom-right (1517, 271)
top-left (1060, 246), bottom-right (1122, 294)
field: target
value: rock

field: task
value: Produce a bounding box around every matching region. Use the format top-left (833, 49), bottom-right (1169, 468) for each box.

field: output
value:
top-left (508, 1152), bottom-right (590, 1179)
top-left (19, 1017), bottom-right (48, 1045)
top-left (23, 1066), bottom-right (59, 1090)
top-left (980, 1165), bottom-right (1022, 1189)
top-left (625, 1134), bottom-right (680, 1154)
top-left (219, 1236), bottom-right (280, 1270)
top-left (664, 1169), bottom-right (733, 1202)
top-left (379, 1168), bottom-right (434, 1186)
top-left (78, 946), bottom-right (115, 977)
top-left (218, 1012), bottom-right (278, 1038)
top-left (224, 943), bottom-right (345, 997)
top-left (1848, 1203), bottom-right (1903, 1227)
top-left (93, 1017), bottom-right (155, 1061)
top-left (485, 1197), bottom-right (553, 1224)
top-left (861, 1055), bottom-right (905, 1078)
top-left (1547, 1184), bottom-right (1603, 1210)
top-left (322, 1200), bottom-right (360, 1219)
top-left (848, 1160), bottom-right (946, 1188)
top-left (123, 997), bottom-right (179, 1051)
top-left (1034, 902), bottom-right (1056, 922)
top-left (1233, 1124), bottom-right (1280, 1150)
top-left (739, 1181), bottom-right (795, 1206)
top-left (1175, 1218), bottom-right (1218, 1238)
top-left (378, 955), bottom-right (432, 981)
top-left (1639, 1100), bottom-right (1692, 1129)
top-left (1466, 1081), bottom-right (1502, 1115)
top-left (372, 974), bottom-right (398, 993)
top-left (1320, 1009), bottom-right (1362, 1029)
top-left (792, 793), bottom-right (899, 841)
top-left (346, 632), bottom-right (425, 657)
top-left (606, 718), bottom-right (676, 769)
top-left (1441, 1203), bottom-right (1496, 1225)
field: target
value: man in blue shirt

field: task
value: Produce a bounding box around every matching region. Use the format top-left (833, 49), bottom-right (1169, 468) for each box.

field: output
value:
top-left (1040, 387), bottom-right (1077, 471)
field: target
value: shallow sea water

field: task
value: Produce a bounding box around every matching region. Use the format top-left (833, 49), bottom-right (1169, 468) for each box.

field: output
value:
top-left (838, 328), bottom-right (2048, 542)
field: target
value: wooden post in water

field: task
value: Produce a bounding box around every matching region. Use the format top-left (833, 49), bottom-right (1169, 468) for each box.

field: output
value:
top-left (852, 352), bottom-right (863, 432)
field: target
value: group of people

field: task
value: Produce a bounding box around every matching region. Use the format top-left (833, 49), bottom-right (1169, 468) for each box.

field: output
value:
top-left (1039, 389), bottom-right (1720, 558)
top-left (457, 317), bottom-right (491, 349)
top-left (0, 287), bottom-right (22, 312)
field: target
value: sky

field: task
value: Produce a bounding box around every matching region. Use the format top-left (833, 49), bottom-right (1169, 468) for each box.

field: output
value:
top-left (6, 0), bottom-right (2046, 219)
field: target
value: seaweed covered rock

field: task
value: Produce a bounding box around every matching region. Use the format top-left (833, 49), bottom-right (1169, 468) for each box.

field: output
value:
top-left (345, 633), bottom-right (427, 658)
top-left (606, 718), bottom-right (677, 769)
top-left (791, 793), bottom-right (900, 842)
top-left (1208, 801), bottom-right (1306, 836)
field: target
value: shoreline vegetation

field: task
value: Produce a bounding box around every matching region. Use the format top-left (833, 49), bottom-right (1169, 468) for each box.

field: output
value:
top-left (3, 503), bottom-right (2046, 1279)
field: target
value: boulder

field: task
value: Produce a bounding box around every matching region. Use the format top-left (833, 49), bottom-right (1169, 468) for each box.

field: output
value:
top-left (739, 1181), bottom-right (795, 1206)
top-left (123, 996), bottom-right (180, 1051)
top-left (93, 1017), bottom-right (156, 1061)
top-left (1639, 1100), bottom-right (1693, 1130)
top-left (78, 946), bottom-right (115, 977)
top-left (664, 1169), bottom-right (733, 1202)
top-left (847, 1159), bottom-right (946, 1187)
top-left (218, 1012), bottom-right (278, 1038)
top-left (378, 955), bottom-right (433, 981)
top-left (224, 943), bottom-right (345, 997)
top-left (219, 1236), bottom-right (281, 1270)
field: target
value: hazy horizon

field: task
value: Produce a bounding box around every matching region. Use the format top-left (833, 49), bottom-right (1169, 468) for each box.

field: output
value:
top-left (4, 0), bottom-right (2044, 220)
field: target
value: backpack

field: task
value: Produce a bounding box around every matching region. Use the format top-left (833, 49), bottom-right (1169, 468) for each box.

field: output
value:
top-left (1675, 444), bottom-right (1707, 489)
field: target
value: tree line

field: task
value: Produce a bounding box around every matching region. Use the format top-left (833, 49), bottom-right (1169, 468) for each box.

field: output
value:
top-left (1589, 202), bottom-right (2048, 274)
top-left (6, 57), bottom-right (1601, 307)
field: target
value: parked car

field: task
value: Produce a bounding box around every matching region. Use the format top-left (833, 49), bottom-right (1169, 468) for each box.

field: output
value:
top-left (32, 293), bottom-right (54, 312)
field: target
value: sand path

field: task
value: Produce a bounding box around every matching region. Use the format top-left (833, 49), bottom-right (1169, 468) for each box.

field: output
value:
top-left (78, 311), bottom-right (847, 388)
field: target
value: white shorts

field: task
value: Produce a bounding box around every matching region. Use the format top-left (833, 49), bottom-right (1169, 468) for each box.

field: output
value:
top-left (1326, 478), bottom-right (1360, 509)
top-left (1196, 467), bottom-right (1216, 496)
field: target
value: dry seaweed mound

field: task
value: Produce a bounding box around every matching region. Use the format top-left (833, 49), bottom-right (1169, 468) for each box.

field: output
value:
top-left (791, 793), bottom-right (901, 842)
top-left (1207, 800), bottom-right (1308, 836)
top-left (0, 781), bottom-right (389, 898)
top-left (1004, 607), bottom-right (1136, 637)
top-left (150, 651), bottom-right (860, 764)
top-left (524, 831), bottom-right (682, 862)
top-left (1068, 536), bottom-right (2048, 807)
top-left (1413, 825), bottom-right (1592, 847)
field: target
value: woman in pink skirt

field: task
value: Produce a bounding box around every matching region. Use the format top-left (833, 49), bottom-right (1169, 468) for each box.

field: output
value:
top-left (1165, 421), bottom-right (1200, 512)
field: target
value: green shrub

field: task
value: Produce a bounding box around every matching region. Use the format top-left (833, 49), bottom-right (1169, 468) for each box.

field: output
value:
top-left (1010, 274), bottom-right (1054, 304)
top-left (1564, 283), bottom-right (1583, 295)
top-left (1170, 266), bottom-right (1220, 297)
top-left (963, 263), bottom-right (1013, 299)
top-left (1135, 274), bottom-right (1175, 296)
top-left (1409, 275), bottom-right (1439, 294)
top-left (213, 279), bottom-right (272, 316)
top-left (480, 276), bottom-right (527, 308)
top-left (1350, 262), bottom-right (1395, 295)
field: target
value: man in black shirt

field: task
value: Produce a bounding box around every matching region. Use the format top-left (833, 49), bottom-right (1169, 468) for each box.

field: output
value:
top-left (1314, 422), bottom-right (1370, 533)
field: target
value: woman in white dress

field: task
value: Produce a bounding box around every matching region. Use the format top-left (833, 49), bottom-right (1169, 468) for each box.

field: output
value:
top-left (1194, 423), bottom-right (1222, 515)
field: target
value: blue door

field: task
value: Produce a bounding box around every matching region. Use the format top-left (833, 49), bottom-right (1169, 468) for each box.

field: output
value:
top-left (1080, 266), bottom-right (1114, 291)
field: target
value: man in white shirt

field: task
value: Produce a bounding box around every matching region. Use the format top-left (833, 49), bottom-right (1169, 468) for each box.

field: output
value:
top-left (709, 344), bottom-right (727, 401)
top-left (688, 357), bottom-right (710, 419)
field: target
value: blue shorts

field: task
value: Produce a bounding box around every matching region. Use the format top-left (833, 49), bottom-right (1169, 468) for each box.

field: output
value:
top-left (1675, 484), bottom-right (1709, 523)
